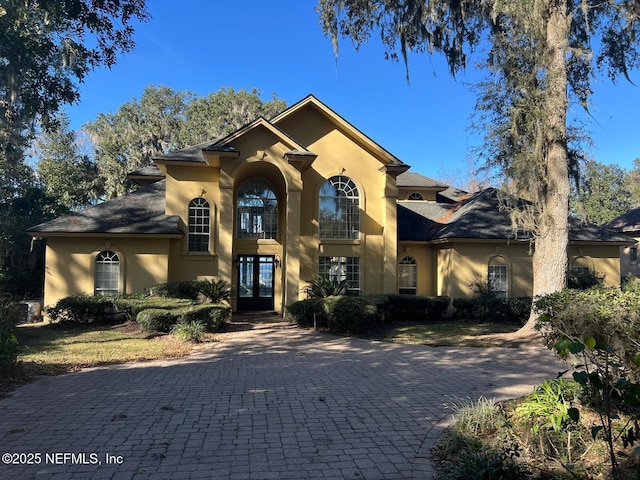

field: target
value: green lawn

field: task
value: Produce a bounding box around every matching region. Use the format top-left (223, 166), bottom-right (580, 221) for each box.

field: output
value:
top-left (15, 322), bottom-right (192, 377)
top-left (382, 322), bottom-right (522, 347)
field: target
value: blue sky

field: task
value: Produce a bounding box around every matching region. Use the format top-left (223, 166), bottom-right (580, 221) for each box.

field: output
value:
top-left (65, 1), bottom-right (640, 182)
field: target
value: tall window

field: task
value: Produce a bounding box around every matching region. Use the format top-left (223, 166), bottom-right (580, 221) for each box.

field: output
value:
top-left (398, 256), bottom-right (417, 295)
top-left (631, 247), bottom-right (638, 263)
top-left (488, 264), bottom-right (508, 298)
top-left (236, 178), bottom-right (278, 239)
top-left (319, 176), bottom-right (360, 240)
top-left (188, 198), bottom-right (210, 252)
top-left (95, 251), bottom-right (120, 296)
top-left (319, 256), bottom-right (360, 294)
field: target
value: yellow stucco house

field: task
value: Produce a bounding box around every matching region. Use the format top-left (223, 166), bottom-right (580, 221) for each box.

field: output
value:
top-left (607, 207), bottom-right (640, 279)
top-left (28, 95), bottom-right (632, 314)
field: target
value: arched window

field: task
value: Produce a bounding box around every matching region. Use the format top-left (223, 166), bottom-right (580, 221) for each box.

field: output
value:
top-left (488, 258), bottom-right (508, 298)
top-left (188, 198), bottom-right (210, 252)
top-left (95, 251), bottom-right (120, 296)
top-left (319, 175), bottom-right (360, 240)
top-left (398, 256), bottom-right (417, 295)
top-left (236, 178), bottom-right (278, 239)
top-left (407, 192), bottom-right (424, 200)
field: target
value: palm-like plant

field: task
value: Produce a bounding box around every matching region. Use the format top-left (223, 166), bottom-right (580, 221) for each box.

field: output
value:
top-left (305, 277), bottom-right (350, 298)
top-left (198, 279), bottom-right (232, 303)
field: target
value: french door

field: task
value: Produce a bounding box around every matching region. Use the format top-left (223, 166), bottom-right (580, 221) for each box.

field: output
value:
top-left (236, 255), bottom-right (275, 311)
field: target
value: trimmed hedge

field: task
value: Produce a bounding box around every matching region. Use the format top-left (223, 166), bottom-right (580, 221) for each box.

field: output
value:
top-left (47, 294), bottom-right (119, 324)
top-left (136, 308), bottom-right (178, 333)
top-left (374, 294), bottom-right (449, 322)
top-left (148, 281), bottom-right (202, 300)
top-left (287, 294), bottom-right (450, 334)
top-left (177, 304), bottom-right (231, 332)
top-left (113, 297), bottom-right (195, 321)
top-left (452, 297), bottom-right (531, 324)
top-left (135, 304), bottom-right (231, 333)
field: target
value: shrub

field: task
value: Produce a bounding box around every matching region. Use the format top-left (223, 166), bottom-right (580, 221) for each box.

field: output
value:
top-left (198, 279), bottom-right (232, 303)
top-left (567, 270), bottom-right (605, 290)
top-left (374, 294), bottom-right (449, 322)
top-left (136, 309), bottom-right (179, 333)
top-left (172, 320), bottom-right (206, 343)
top-left (452, 297), bottom-right (530, 324)
top-left (331, 296), bottom-right (378, 334)
top-left (305, 277), bottom-right (350, 298)
top-left (0, 295), bottom-right (20, 375)
top-left (286, 298), bottom-right (330, 328)
top-left (177, 304), bottom-right (230, 332)
top-left (47, 294), bottom-right (118, 324)
top-left (149, 280), bottom-right (202, 300)
top-left (112, 297), bottom-right (194, 320)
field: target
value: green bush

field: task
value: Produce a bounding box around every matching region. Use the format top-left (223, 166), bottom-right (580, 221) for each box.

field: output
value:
top-left (198, 279), bottom-right (232, 303)
top-left (567, 270), bottom-right (605, 290)
top-left (177, 304), bottom-right (230, 332)
top-left (452, 297), bottom-right (530, 324)
top-left (149, 280), bottom-right (202, 300)
top-left (305, 277), bottom-right (350, 298)
top-left (285, 298), bottom-right (330, 328)
top-left (136, 309), bottom-right (179, 333)
top-left (0, 296), bottom-right (20, 375)
top-left (328, 296), bottom-right (379, 334)
top-left (112, 297), bottom-right (195, 320)
top-left (47, 294), bottom-right (118, 324)
top-left (373, 294), bottom-right (449, 322)
top-left (172, 320), bottom-right (206, 343)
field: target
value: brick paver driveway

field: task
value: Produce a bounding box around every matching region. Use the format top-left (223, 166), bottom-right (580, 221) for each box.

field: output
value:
top-left (0, 322), bottom-right (565, 480)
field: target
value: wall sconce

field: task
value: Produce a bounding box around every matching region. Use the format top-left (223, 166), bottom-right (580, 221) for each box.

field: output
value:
top-left (274, 255), bottom-right (282, 268)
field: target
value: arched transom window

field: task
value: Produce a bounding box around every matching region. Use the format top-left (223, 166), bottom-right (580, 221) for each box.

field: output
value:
top-left (236, 178), bottom-right (278, 239)
top-left (407, 192), bottom-right (424, 200)
top-left (95, 250), bottom-right (120, 296)
top-left (188, 198), bottom-right (210, 252)
top-left (398, 256), bottom-right (417, 295)
top-left (319, 175), bottom-right (360, 240)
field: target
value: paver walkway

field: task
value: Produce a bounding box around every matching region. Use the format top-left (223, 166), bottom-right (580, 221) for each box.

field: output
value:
top-left (0, 321), bottom-right (565, 480)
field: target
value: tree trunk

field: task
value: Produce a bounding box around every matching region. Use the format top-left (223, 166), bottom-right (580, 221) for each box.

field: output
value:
top-left (522, 0), bottom-right (571, 332)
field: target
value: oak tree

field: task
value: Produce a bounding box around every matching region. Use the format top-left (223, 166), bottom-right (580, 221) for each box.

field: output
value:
top-left (318, 0), bottom-right (640, 325)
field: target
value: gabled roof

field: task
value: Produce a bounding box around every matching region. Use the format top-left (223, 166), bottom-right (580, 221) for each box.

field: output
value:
top-left (27, 180), bottom-right (181, 236)
top-left (272, 94), bottom-right (408, 172)
top-left (398, 188), bottom-right (635, 244)
top-left (209, 117), bottom-right (314, 157)
top-left (606, 206), bottom-right (640, 233)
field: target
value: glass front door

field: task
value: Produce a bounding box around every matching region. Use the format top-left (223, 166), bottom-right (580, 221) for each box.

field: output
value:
top-left (237, 255), bottom-right (275, 311)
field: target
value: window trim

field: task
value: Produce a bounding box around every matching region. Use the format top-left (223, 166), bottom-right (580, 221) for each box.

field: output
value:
top-left (94, 250), bottom-right (120, 296)
top-left (488, 264), bottom-right (508, 299)
top-left (188, 197), bottom-right (211, 253)
top-left (235, 178), bottom-right (279, 240)
top-left (319, 175), bottom-right (360, 240)
top-left (398, 256), bottom-right (417, 295)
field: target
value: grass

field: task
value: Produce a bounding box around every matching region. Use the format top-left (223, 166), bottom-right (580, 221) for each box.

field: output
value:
top-left (0, 321), bottom-right (193, 397)
top-left (382, 322), bottom-right (522, 347)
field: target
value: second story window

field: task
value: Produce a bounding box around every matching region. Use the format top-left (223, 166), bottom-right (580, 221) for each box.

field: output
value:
top-left (188, 198), bottom-right (210, 252)
top-left (236, 178), bottom-right (278, 239)
top-left (319, 175), bottom-right (360, 240)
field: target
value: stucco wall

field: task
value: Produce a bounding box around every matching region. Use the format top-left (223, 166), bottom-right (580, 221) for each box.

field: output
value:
top-left (43, 237), bottom-right (171, 308)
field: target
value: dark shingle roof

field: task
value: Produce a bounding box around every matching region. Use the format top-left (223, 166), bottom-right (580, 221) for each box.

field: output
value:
top-left (606, 207), bottom-right (640, 233)
top-left (399, 188), bottom-right (635, 243)
top-left (153, 141), bottom-right (223, 164)
top-left (27, 180), bottom-right (182, 236)
top-left (127, 164), bottom-right (164, 178)
top-left (396, 171), bottom-right (448, 189)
